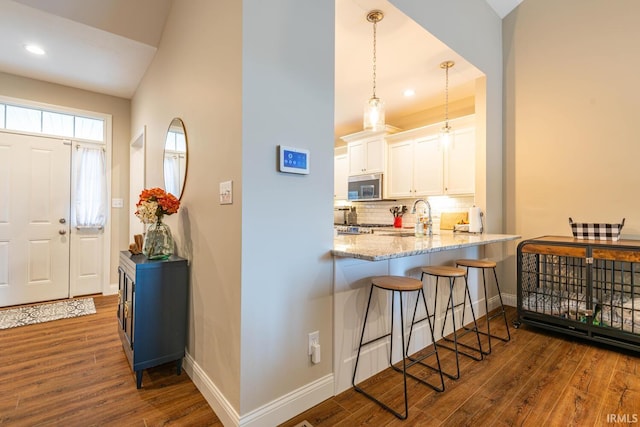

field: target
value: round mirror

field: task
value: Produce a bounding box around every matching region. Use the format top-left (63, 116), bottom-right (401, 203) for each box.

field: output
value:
top-left (163, 118), bottom-right (188, 200)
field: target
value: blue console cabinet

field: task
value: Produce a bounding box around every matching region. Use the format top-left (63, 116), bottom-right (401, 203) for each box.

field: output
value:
top-left (117, 251), bottom-right (188, 388)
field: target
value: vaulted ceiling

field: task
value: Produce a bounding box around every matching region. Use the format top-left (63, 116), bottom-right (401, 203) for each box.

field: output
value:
top-left (0, 0), bottom-right (522, 132)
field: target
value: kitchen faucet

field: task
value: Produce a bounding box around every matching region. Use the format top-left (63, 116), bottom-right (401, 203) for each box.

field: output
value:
top-left (411, 199), bottom-right (433, 236)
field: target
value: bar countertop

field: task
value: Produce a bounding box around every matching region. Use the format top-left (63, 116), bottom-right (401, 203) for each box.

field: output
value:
top-left (332, 231), bottom-right (521, 261)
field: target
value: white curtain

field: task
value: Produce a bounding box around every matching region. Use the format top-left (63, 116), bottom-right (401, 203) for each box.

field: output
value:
top-left (74, 145), bottom-right (107, 228)
top-left (164, 154), bottom-right (180, 197)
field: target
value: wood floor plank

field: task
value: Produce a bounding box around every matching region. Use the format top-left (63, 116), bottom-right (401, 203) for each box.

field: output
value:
top-left (542, 386), bottom-right (601, 427)
top-left (569, 345), bottom-right (617, 396)
top-left (491, 336), bottom-right (586, 426)
top-left (445, 335), bottom-right (557, 426)
top-left (597, 368), bottom-right (640, 425)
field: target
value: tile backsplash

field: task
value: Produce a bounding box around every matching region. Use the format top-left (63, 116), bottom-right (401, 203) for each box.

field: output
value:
top-left (334, 195), bottom-right (475, 230)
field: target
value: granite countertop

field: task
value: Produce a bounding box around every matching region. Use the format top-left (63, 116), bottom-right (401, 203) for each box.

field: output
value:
top-left (332, 230), bottom-right (521, 261)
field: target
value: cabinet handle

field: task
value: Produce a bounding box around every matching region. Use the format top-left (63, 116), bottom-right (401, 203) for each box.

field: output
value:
top-left (124, 301), bottom-right (130, 319)
top-left (118, 290), bottom-right (123, 304)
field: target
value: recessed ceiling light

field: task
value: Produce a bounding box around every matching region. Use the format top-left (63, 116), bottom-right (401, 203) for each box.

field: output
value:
top-left (403, 89), bottom-right (415, 97)
top-left (25, 44), bottom-right (46, 55)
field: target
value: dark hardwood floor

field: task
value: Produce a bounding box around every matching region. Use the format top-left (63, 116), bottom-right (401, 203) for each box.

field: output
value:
top-left (281, 307), bottom-right (640, 427)
top-left (0, 295), bottom-right (221, 426)
top-left (2, 296), bottom-right (638, 426)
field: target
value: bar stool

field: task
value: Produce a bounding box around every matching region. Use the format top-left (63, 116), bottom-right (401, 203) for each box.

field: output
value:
top-left (456, 259), bottom-right (511, 354)
top-left (352, 275), bottom-right (445, 420)
top-left (420, 266), bottom-right (483, 380)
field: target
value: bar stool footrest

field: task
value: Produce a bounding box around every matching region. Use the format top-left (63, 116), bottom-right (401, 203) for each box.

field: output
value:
top-left (353, 385), bottom-right (407, 420)
top-left (437, 340), bottom-right (483, 361)
top-left (391, 351), bottom-right (445, 392)
top-left (462, 325), bottom-right (511, 342)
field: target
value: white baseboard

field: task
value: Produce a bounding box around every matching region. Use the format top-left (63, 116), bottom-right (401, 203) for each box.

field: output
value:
top-left (502, 292), bottom-right (517, 307)
top-left (239, 373), bottom-right (333, 427)
top-left (183, 352), bottom-right (239, 426)
top-left (105, 282), bottom-right (118, 296)
top-left (183, 351), bottom-right (334, 427)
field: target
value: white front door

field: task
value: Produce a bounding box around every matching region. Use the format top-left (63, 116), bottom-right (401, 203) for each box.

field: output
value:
top-left (0, 132), bottom-right (71, 307)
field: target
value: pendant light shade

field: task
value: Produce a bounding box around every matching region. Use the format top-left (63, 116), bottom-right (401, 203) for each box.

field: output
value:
top-left (440, 60), bottom-right (455, 146)
top-left (364, 97), bottom-right (385, 131)
top-left (363, 10), bottom-right (385, 131)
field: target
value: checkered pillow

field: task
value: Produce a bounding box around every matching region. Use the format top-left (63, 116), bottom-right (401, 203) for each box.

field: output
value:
top-left (569, 217), bottom-right (625, 241)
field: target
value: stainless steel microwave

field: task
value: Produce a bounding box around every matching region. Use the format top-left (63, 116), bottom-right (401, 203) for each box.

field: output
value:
top-left (348, 173), bottom-right (383, 201)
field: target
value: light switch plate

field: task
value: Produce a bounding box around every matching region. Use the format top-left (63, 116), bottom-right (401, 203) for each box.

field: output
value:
top-left (219, 180), bottom-right (233, 204)
top-left (111, 198), bottom-right (124, 208)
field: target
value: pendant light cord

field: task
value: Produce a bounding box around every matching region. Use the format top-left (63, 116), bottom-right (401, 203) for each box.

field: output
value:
top-left (372, 17), bottom-right (377, 99)
top-left (445, 64), bottom-right (449, 127)
top-left (440, 61), bottom-right (455, 131)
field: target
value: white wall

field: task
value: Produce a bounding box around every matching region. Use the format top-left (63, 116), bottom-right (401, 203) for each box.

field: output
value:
top-left (240, 0), bottom-right (336, 415)
top-left (131, 0), bottom-right (243, 412)
top-left (504, 0), bottom-right (640, 294)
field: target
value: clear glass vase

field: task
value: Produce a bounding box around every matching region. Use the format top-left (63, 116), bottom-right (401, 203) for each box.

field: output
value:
top-left (143, 218), bottom-right (174, 260)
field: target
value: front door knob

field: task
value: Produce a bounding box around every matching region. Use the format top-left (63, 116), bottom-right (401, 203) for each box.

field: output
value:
top-left (59, 229), bottom-right (67, 235)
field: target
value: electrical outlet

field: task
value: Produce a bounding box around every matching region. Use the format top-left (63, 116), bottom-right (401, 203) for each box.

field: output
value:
top-left (308, 331), bottom-right (319, 355)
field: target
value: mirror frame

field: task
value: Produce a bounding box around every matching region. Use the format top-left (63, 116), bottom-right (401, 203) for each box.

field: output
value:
top-left (163, 117), bottom-right (188, 200)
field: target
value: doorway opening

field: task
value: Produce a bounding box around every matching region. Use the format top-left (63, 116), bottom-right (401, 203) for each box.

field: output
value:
top-left (0, 97), bottom-right (111, 307)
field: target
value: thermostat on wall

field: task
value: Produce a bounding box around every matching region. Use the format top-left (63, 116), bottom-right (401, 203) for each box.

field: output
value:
top-left (278, 145), bottom-right (310, 175)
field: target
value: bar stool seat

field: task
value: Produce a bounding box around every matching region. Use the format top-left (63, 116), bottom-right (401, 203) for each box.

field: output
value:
top-left (420, 265), bottom-right (483, 380)
top-left (353, 275), bottom-right (445, 420)
top-left (456, 259), bottom-right (511, 355)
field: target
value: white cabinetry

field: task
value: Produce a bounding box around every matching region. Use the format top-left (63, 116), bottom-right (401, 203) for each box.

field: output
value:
top-left (387, 135), bottom-right (443, 197)
top-left (341, 125), bottom-right (400, 176)
top-left (348, 137), bottom-right (384, 175)
top-left (334, 151), bottom-right (348, 200)
top-left (386, 115), bottom-right (475, 198)
top-left (444, 126), bottom-right (475, 195)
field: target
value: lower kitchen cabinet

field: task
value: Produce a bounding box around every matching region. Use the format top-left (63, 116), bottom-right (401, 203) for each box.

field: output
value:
top-left (117, 251), bottom-right (189, 388)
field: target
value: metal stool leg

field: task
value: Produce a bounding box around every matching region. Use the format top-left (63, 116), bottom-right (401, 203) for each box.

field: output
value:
top-left (460, 266), bottom-right (511, 354)
top-left (353, 285), bottom-right (408, 419)
top-left (403, 288), bottom-right (445, 392)
top-left (352, 285), bottom-right (413, 420)
top-left (436, 275), bottom-right (484, 379)
top-left (489, 266), bottom-right (511, 343)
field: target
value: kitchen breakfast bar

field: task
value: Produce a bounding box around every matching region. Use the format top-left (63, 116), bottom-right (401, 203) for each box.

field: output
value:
top-left (331, 231), bottom-right (520, 394)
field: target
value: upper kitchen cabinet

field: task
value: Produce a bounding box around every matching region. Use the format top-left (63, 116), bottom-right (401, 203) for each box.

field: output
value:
top-left (334, 147), bottom-right (348, 200)
top-left (386, 115), bottom-right (475, 198)
top-left (387, 134), bottom-right (443, 197)
top-left (341, 125), bottom-right (400, 176)
top-left (444, 126), bottom-right (475, 194)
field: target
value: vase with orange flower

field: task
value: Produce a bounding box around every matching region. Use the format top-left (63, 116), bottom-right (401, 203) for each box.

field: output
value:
top-left (135, 187), bottom-right (180, 260)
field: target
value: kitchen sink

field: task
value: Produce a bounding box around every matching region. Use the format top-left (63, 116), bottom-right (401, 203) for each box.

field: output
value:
top-left (376, 232), bottom-right (419, 237)
top-left (376, 231), bottom-right (439, 237)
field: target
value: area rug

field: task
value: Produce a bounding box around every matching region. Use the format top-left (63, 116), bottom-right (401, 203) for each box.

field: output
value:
top-left (0, 297), bottom-right (96, 330)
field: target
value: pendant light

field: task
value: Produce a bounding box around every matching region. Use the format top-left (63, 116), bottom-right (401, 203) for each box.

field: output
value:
top-left (363, 10), bottom-right (385, 131)
top-left (440, 60), bottom-right (455, 146)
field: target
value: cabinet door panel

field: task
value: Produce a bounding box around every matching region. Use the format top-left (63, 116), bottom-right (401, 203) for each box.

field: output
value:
top-left (347, 141), bottom-right (365, 175)
top-left (365, 138), bottom-right (384, 173)
top-left (446, 127), bottom-right (475, 194)
top-left (117, 267), bottom-right (125, 329)
top-left (334, 154), bottom-right (348, 200)
top-left (413, 136), bottom-right (443, 196)
top-left (387, 141), bottom-right (414, 198)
